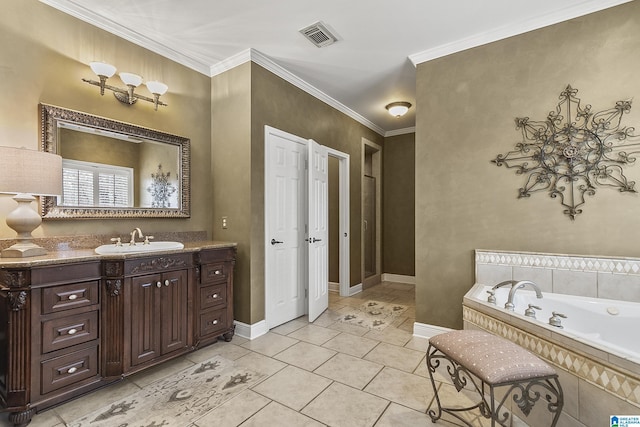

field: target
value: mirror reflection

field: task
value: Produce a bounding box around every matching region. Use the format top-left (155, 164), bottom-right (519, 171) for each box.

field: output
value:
top-left (39, 104), bottom-right (190, 219)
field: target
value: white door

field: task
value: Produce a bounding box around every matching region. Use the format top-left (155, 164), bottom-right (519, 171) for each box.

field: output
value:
top-left (265, 127), bottom-right (307, 329)
top-left (307, 139), bottom-right (329, 321)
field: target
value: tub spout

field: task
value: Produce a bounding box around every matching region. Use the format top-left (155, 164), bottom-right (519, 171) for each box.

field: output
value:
top-left (505, 280), bottom-right (543, 311)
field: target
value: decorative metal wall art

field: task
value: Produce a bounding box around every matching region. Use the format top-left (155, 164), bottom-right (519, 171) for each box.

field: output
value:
top-left (492, 85), bottom-right (640, 219)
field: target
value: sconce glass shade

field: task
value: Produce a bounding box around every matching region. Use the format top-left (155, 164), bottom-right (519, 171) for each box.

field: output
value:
top-left (385, 101), bottom-right (412, 118)
top-left (89, 61), bottom-right (117, 78)
top-left (120, 72), bottom-right (143, 87)
top-left (146, 81), bottom-right (169, 96)
top-left (0, 146), bottom-right (63, 258)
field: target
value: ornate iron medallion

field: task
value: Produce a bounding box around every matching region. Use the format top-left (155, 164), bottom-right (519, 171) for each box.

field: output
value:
top-left (492, 85), bottom-right (640, 219)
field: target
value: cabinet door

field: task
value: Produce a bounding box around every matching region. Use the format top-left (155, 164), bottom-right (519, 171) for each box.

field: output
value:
top-left (130, 274), bottom-right (161, 366)
top-left (160, 270), bottom-right (188, 355)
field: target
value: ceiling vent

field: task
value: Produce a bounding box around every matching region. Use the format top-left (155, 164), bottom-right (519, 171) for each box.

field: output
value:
top-left (299, 21), bottom-right (338, 48)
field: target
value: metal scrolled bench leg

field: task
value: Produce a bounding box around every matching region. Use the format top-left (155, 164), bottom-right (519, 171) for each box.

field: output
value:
top-left (426, 330), bottom-right (563, 427)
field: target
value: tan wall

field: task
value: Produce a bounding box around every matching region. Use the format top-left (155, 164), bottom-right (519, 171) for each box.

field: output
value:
top-left (415, 2), bottom-right (640, 328)
top-left (0, 0), bottom-right (212, 239)
top-left (382, 132), bottom-right (415, 276)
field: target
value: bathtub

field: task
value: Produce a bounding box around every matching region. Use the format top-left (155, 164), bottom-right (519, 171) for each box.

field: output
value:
top-left (465, 283), bottom-right (640, 361)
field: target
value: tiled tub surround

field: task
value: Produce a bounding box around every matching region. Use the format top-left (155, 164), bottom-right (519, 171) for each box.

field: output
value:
top-left (464, 249), bottom-right (640, 426)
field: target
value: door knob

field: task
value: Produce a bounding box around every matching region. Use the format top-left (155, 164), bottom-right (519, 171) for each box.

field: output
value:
top-left (311, 237), bottom-right (322, 243)
top-left (271, 239), bottom-right (283, 245)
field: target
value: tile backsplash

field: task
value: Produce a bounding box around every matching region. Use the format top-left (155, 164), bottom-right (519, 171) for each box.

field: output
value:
top-left (475, 249), bottom-right (640, 303)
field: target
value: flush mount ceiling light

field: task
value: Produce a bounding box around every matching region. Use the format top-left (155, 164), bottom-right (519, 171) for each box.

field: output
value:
top-left (385, 102), bottom-right (412, 118)
top-left (82, 62), bottom-right (168, 111)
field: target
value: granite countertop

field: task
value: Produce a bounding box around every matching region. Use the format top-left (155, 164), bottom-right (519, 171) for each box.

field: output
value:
top-left (0, 239), bottom-right (237, 267)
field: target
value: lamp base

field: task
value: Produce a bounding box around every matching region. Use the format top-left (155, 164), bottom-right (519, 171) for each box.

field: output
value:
top-left (2, 242), bottom-right (47, 258)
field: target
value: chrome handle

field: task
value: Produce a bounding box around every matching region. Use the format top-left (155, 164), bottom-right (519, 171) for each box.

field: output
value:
top-left (214, 270), bottom-right (221, 275)
top-left (271, 239), bottom-right (283, 245)
top-left (110, 237), bottom-right (122, 246)
top-left (67, 367), bottom-right (77, 374)
top-left (486, 290), bottom-right (496, 304)
top-left (156, 281), bottom-right (162, 288)
top-left (552, 311), bottom-right (567, 318)
top-left (213, 294), bottom-right (218, 299)
top-left (165, 279), bottom-right (170, 287)
top-left (68, 328), bottom-right (77, 335)
top-left (68, 294), bottom-right (78, 301)
top-left (212, 320), bottom-right (218, 325)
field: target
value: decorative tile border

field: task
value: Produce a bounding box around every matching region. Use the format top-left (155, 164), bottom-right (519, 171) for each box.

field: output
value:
top-left (476, 250), bottom-right (640, 275)
top-left (463, 306), bottom-right (640, 408)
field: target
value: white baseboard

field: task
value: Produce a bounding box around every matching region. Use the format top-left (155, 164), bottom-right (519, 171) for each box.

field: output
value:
top-left (233, 320), bottom-right (269, 340)
top-left (329, 281), bottom-right (340, 292)
top-left (413, 322), bottom-right (453, 338)
top-left (381, 273), bottom-right (415, 284)
top-left (349, 283), bottom-right (362, 296)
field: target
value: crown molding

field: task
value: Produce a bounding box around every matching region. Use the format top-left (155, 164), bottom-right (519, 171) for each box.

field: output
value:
top-left (39, 0), bottom-right (212, 75)
top-left (385, 126), bottom-right (415, 137)
top-left (409, 0), bottom-right (633, 66)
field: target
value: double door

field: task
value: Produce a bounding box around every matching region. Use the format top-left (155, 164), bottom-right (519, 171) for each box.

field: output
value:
top-left (130, 270), bottom-right (188, 367)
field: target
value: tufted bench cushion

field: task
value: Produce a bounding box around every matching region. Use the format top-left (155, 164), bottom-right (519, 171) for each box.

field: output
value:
top-left (429, 329), bottom-right (556, 384)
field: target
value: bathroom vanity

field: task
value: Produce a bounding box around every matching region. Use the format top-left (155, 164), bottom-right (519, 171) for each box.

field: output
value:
top-left (0, 242), bottom-right (236, 426)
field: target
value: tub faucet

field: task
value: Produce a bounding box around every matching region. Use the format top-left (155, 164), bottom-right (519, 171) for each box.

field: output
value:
top-left (129, 227), bottom-right (144, 245)
top-left (505, 280), bottom-right (543, 311)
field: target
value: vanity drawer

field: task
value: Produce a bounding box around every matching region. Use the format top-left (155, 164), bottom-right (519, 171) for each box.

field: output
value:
top-left (199, 284), bottom-right (226, 311)
top-left (42, 311), bottom-right (99, 353)
top-left (42, 281), bottom-right (99, 314)
top-left (199, 309), bottom-right (228, 337)
top-left (41, 345), bottom-right (98, 394)
top-left (201, 263), bottom-right (229, 285)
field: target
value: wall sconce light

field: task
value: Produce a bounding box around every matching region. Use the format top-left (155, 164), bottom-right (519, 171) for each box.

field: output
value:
top-left (0, 146), bottom-right (62, 257)
top-left (385, 101), bottom-right (412, 118)
top-left (82, 62), bottom-right (168, 111)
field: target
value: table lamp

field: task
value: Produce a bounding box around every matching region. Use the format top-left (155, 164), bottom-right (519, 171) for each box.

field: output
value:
top-left (0, 146), bottom-right (62, 257)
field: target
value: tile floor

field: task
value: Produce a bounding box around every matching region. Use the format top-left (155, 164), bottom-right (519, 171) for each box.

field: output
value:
top-left (0, 282), bottom-right (494, 427)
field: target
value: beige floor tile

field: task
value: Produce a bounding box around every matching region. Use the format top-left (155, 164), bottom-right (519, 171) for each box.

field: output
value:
top-left (274, 341), bottom-right (337, 371)
top-left (302, 381), bottom-right (389, 427)
top-left (271, 316), bottom-right (309, 335)
top-left (243, 401), bottom-right (325, 427)
top-left (364, 342), bottom-right (424, 373)
top-left (234, 351), bottom-right (287, 376)
top-left (127, 355), bottom-right (195, 388)
top-left (403, 335), bottom-right (430, 352)
top-left (322, 332), bottom-right (379, 358)
top-left (413, 356), bottom-right (430, 377)
top-left (54, 379), bottom-right (142, 423)
top-left (240, 331), bottom-right (298, 356)
top-left (193, 389), bottom-right (270, 427)
top-left (364, 366), bottom-right (434, 412)
top-left (252, 365), bottom-right (332, 411)
top-left (287, 324), bottom-right (341, 345)
top-left (375, 402), bottom-right (433, 426)
top-left (363, 327), bottom-right (412, 347)
top-left (328, 319), bottom-right (371, 336)
top-left (314, 352), bottom-right (383, 390)
top-left (185, 341), bottom-right (251, 363)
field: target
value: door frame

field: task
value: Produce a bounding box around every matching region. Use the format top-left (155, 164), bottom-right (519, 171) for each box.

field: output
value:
top-left (362, 138), bottom-right (382, 288)
top-left (325, 147), bottom-right (350, 297)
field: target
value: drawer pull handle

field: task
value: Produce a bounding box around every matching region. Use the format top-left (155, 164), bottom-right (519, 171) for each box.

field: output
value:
top-left (215, 270), bottom-right (221, 275)
top-left (67, 367), bottom-right (77, 374)
top-left (212, 320), bottom-right (218, 325)
top-left (68, 294), bottom-right (78, 300)
top-left (68, 328), bottom-right (78, 335)
top-left (165, 280), bottom-right (170, 287)
top-left (156, 281), bottom-right (162, 288)
top-left (213, 293), bottom-right (218, 299)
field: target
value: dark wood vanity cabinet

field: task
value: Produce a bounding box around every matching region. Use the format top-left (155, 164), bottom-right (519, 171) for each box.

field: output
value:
top-left (0, 244), bottom-right (236, 426)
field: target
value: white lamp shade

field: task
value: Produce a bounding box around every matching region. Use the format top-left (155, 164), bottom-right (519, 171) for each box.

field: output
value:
top-left (386, 101), bottom-right (412, 118)
top-left (89, 61), bottom-right (117, 78)
top-left (0, 146), bottom-right (63, 196)
top-left (120, 72), bottom-right (143, 87)
top-left (146, 81), bottom-right (168, 96)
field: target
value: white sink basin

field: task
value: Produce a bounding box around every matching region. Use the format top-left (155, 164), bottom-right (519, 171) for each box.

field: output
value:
top-left (95, 241), bottom-right (184, 255)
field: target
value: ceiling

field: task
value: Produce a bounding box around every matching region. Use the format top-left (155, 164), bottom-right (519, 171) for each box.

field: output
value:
top-left (41, 0), bottom-right (629, 136)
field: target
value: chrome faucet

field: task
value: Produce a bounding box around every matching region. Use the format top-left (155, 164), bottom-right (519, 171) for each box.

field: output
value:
top-left (505, 280), bottom-right (543, 311)
top-left (491, 280), bottom-right (517, 291)
top-left (129, 227), bottom-right (144, 245)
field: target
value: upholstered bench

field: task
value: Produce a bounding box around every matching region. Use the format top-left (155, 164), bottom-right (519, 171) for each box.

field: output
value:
top-left (426, 330), bottom-right (563, 427)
